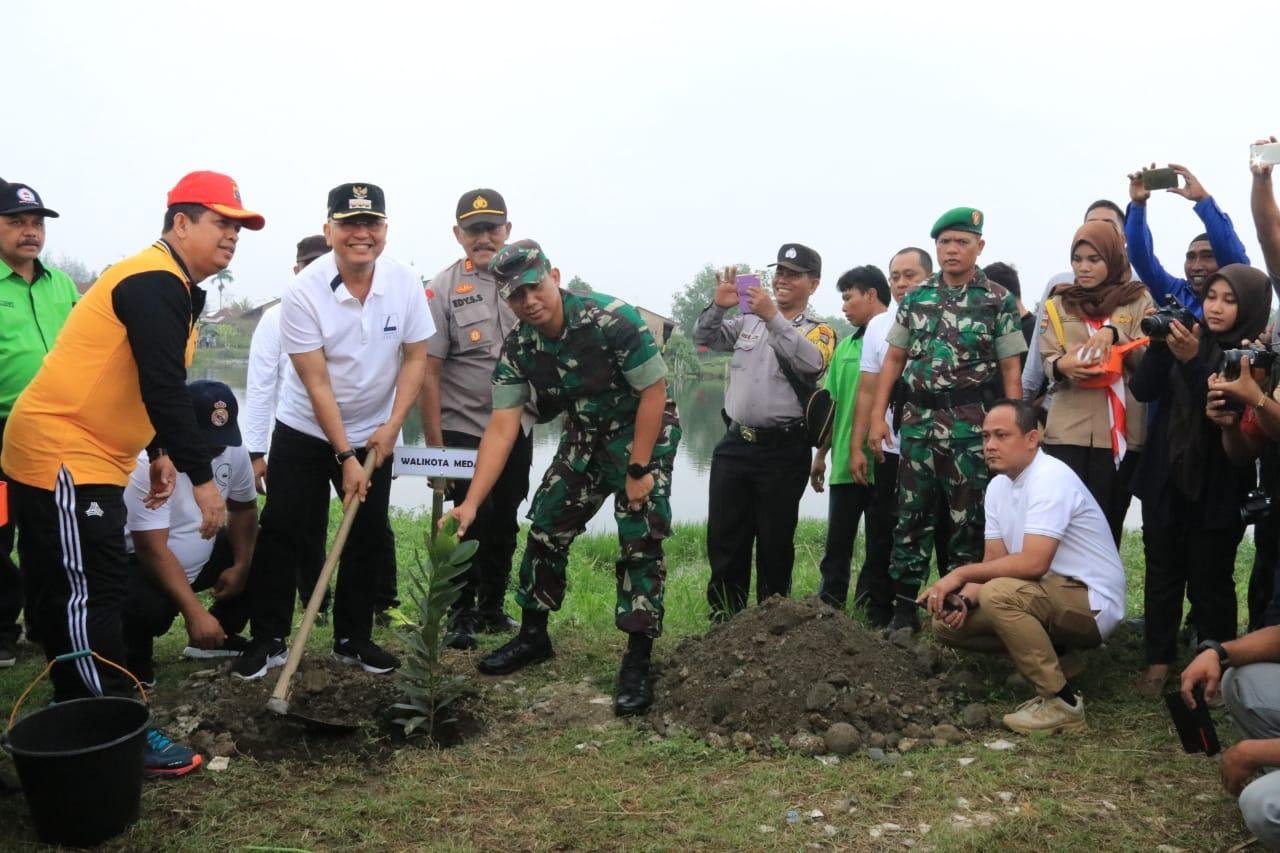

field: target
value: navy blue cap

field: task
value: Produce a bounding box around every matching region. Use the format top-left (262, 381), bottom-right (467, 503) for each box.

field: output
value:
top-left (0, 182), bottom-right (58, 218)
top-left (188, 380), bottom-right (242, 448)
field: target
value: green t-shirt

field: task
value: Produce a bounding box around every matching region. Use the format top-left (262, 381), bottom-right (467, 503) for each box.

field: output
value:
top-left (0, 258), bottom-right (79, 419)
top-left (824, 332), bottom-right (873, 486)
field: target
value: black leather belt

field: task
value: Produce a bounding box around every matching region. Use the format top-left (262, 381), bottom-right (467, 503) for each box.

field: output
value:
top-left (904, 383), bottom-right (996, 410)
top-left (727, 419), bottom-right (806, 446)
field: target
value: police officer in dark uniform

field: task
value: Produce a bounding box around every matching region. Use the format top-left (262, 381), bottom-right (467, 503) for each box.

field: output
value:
top-left (421, 189), bottom-right (532, 649)
top-left (696, 244), bottom-right (836, 620)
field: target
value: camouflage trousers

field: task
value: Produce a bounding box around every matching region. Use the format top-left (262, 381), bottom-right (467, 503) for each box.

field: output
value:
top-left (516, 434), bottom-right (678, 638)
top-left (890, 437), bottom-right (988, 587)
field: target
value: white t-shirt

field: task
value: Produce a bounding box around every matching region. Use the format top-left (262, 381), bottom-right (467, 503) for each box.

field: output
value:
top-left (277, 252), bottom-right (435, 446)
top-left (124, 446), bottom-right (257, 582)
top-left (984, 449), bottom-right (1126, 638)
top-left (858, 306), bottom-right (901, 456)
top-left (244, 302), bottom-right (293, 455)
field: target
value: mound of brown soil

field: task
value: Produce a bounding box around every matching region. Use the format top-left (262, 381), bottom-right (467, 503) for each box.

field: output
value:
top-left (655, 597), bottom-right (986, 753)
top-left (151, 656), bottom-right (479, 763)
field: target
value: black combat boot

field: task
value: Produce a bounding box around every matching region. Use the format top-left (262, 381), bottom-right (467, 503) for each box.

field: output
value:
top-left (445, 608), bottom-right (480, 651)
top-left (614, 634), bottom-right (655, 717)
top-left (883, 581), bottom-right (921, 637)
top-left (476, 610), bottom-right (553, 675)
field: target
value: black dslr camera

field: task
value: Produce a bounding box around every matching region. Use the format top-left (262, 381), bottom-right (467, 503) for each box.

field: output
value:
top-left (1220, 346), bottom-right (1279, 381)
top-left (1140, 296), bottom-right (1197, 340)
top-left (1242, 488), bottom-right (1272, 525)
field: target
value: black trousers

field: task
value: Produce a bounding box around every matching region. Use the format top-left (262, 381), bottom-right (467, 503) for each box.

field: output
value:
top-left (122, 529), bottom-right (251, 669)
top-left (1142, 497), bottom-right (1244, 665)
top-left (0, 418), bottom-right (24, 642)
top-left (1250, 512), bottom-right (1278, 631)
top-left (852, 455), bottom-right (898, 620)
top-left (444, 427), bottom-right (532, 614)
top-left (706, 430), bottom-right (809, 616)
top-left (248, 422), bottom-right (394, 644)
top-left (817, 483), bottom-right (872, 610)
top-left (11, 471), bottom-right (135, 700)
top-left (1043, 443), bottom-right (1137, 546)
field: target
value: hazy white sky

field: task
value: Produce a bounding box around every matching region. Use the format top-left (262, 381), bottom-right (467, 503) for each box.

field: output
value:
top-left (9, 1), bottom-right (1278, 319)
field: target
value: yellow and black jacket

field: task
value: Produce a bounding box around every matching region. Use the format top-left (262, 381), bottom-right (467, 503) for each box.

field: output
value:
top-left (1, 240), bottom-right (210, 489)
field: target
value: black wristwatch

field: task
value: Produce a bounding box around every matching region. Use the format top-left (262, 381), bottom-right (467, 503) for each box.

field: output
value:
top-left (626, 462), bottom-right (656, 480)
top-left (1196, 639), bottom-right (1232, 670)
top-left (335, 449), bottom-right (358, 465)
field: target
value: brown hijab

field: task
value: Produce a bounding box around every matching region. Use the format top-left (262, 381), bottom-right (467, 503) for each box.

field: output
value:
top-left (1053, 221), bottom-right (1148, 319)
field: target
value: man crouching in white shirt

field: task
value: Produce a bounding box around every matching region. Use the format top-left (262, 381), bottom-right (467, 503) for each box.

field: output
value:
top-left (919, 398), bottom-right (1126, 735)
top-left (122, 381), bottom-right (259, 688)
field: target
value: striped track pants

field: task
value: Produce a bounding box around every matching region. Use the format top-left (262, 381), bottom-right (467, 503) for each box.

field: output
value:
top-left (10, 468), bottom-right (134, 701)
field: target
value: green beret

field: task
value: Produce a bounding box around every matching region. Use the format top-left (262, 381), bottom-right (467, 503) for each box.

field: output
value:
top-left (930, 206), bottom-right (984, 240)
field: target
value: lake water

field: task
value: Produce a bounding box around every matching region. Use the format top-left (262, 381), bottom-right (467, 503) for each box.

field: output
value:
top-left (193, 358), bottom-right (1141, 534)
top-left (192, 359), bottom-right (829, 533)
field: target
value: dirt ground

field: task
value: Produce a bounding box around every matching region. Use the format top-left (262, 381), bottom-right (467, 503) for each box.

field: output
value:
top-left (151, 656), bottom-right (478, 762)
top-left (654, 597), bottom-right (991, 755)
top-left (150, 598), bottom-right (993, 765)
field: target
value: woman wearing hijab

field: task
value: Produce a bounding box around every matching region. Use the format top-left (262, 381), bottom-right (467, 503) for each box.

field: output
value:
top-left (1039, 221), bottom-right (1154, 542)
top-left (1130, 264), bottom-right (1271, 696)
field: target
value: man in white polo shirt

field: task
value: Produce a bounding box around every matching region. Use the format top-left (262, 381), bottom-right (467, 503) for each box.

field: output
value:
top-left (920, 398), bottom-right (1125, 735)
top-left (235, 183), bottom-right (432, 680)
top-left (122, 381), bottom-right (258, 687)
top-left (243, 234), bottom-right (401, 626)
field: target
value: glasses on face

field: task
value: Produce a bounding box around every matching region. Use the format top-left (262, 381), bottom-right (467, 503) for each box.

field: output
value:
top-left (332, 217), bottom-right (387, 232)
top-left (462, 223), bottom-right (504, 237)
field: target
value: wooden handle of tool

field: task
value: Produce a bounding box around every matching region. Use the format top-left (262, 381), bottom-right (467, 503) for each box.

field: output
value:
top-left (269, 450), bottom-right (378, 710)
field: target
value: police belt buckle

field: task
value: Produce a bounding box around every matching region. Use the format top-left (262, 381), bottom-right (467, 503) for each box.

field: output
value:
top-left (739, 425), bottom-right (758, 443)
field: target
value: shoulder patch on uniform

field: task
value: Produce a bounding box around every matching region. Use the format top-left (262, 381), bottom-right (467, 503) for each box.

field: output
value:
top-left (456, 282), bottom-right (475, 295)
top-left (807, 323), bottom-right (837, 365)
top-left (425, 287), bottom-right (434, 299)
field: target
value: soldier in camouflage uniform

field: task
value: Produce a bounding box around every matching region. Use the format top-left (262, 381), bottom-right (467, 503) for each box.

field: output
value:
top-left (443, 239), bottom-right (680, 716)
top-left (866, 208), bottom-right (1026, 633)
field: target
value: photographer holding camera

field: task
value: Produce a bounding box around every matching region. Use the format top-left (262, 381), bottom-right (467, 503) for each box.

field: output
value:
top-left (1130, 264), bottom-right (1271, 697)
top-left (1039, 221), bottom-right (1153, 544)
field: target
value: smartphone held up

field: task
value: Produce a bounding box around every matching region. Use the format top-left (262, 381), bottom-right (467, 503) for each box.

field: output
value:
top-left (1142, 167), bottom-right (1181, 191)
top-left (736, 273), bottom-right (761, 315)
top-left (1251, 141), bottom-right (1280, 168)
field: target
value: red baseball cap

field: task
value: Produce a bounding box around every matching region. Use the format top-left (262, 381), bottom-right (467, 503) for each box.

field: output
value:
top-left (166, 171), bottom-right (265, 231)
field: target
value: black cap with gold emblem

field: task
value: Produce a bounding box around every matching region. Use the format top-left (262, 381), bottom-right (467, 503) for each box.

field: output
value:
top-left (327, 183), bottom-right (387, 220)
top-left (455, 188), bottom-right (507, 228)
top-left (188, 380), bottom-right (242, 448)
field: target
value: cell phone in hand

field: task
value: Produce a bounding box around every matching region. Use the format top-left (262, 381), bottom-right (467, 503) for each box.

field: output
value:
top-left (1252, 142), bottom-right (1280, 167)
top-left (1164, 684), bottom-right (1221, 756)
top-left (736, 273), bottom-right (761, 315)
top-left (1142, 168), bottom-right (1181, 191)
top-left (896, 593), bottom-right (965, 612)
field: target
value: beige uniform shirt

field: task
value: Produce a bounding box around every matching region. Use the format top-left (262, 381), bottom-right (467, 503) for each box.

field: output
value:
top-left (425, 258), bottom-right (518, 438)
top-left (1039, 290), bottom-right (1154, 451)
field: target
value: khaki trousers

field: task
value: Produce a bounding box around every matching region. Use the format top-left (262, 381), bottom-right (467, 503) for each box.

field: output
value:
top-left (933, 573), bottom-right (1102, 696)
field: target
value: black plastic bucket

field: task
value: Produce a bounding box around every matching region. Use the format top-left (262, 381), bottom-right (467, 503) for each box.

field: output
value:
top-left (3, 696), bottom-right (151, 847)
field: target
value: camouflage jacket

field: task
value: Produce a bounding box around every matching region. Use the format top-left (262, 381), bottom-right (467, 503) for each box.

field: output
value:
top-left (885, 269), bottom-right (1026, 441)
top-left (491, 291), bottom-right (679, 462)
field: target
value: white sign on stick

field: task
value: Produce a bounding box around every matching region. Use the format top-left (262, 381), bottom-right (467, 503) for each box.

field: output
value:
top-left (392, 446), bottom-right (478, 479)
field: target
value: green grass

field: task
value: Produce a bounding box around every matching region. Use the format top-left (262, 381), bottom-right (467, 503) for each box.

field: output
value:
top-left (0, 513), bottom-right (1260, 851)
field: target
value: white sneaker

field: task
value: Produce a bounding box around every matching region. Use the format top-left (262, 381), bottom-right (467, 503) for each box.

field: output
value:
top-left (1002, 693), bottom-right (1086, 734)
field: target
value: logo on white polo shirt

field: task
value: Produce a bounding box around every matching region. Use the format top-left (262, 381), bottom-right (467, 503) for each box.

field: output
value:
top-left (383, 313), bottom-right (399, 337)
top-left (85, 502), bottom-right (104, 518)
